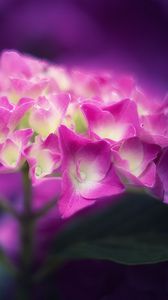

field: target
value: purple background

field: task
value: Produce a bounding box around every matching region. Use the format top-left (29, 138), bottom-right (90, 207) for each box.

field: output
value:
top-left (0, 1), bottom-right (168, 299)
top-left (0, 0), bottom-right (168, 94)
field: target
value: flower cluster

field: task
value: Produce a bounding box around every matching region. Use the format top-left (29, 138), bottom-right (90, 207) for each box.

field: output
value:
top-left (0, 50), bottom-right (167, 218)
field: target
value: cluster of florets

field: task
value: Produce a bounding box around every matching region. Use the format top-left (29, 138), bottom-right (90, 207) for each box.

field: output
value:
top-left (0, 51), bottom-right (168, 218)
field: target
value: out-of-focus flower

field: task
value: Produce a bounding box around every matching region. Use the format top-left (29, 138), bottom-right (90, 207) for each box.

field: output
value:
top-left (0, 128), bottom-right (33, 171)
top-left (82, 101), bottom-right (136, 143)
top-left (29, 93), bottom-right (70, 138)
top-left (25, 134), bottom-right (61, 180)
top-left (0, 216), bottom-right (19, 256)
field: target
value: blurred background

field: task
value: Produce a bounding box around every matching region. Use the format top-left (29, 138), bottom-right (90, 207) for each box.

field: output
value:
top-left (0, 0), bottom-right (168, 299)
top-left (0, 0), bottom-right (168, 95)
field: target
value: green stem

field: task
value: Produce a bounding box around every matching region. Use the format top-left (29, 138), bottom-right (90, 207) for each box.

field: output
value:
top-left (16, 163), bottom-right (59, 298)
top-left (22, 162), bottom-right (32, 214)
top-left (18, 163), bottom-right (34, 299)
top-left (33, 198), bottom-right (57, 219)
top-left (0, 162), bottom-right (60, 298)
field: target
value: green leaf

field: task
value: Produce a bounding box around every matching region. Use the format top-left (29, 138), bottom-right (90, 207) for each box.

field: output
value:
top-left (36, 191), bottom-right (168, 280)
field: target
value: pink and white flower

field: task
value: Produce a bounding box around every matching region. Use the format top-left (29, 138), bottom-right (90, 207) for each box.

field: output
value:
top-left (112, 137), bottom-right (160, 188)
top-left (25, 134), bottom-right (61, 181)
top-left (140, 113), bottom-right (168, 147)
top-left (0, 49), bottom-right (167, 217)
top-left (0, 128), bottom-right (33, 171)
top-left (82, 101), bottom-right (136, 143)
top-left (0, 96), bottom-right (34, 140)
top-left (58, 125), bottom-right (124, 217)
top-left (29, 93), bottom-right (70, 137)
top-left (1, 50), bottom-right (46, 78)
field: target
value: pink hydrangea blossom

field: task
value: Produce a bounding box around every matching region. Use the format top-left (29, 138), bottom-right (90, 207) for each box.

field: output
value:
top-left (58, 125), bottom-right (124, 217)
top-left (0, 128), bottom-right (33, 171)
top-left (25, 134), bottom-right (61, 180)
top-left (29, 93), bottom-right (70, 137)
top-left (82, 101), bottom-right (136, 143)
top-left (112, 137), bottom-right (160, 188)
top-left (0, 50), bottom-right (167, 218)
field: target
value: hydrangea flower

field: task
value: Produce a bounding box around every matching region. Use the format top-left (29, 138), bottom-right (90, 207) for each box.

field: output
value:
top-left (112, 137), bottom-right (160, 188)
top-left (81, 101), bottom-right (136, 143)
top-left (25, 133), bottom-right (61, 180)
top-left (58, 125), bottom-right (124, 217)
top-left (0, 128), bottom-right (33, 171)
top-left (0, 50), bottom-right (167, 219)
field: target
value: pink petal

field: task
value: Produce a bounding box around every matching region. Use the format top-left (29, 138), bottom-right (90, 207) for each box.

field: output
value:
top-left (25, 136), bottom-right (61, 181)
top-left (58, 125), bottom-right (89, 167)
top-left (116, 162), bottom-right (156, 188)
top-left (140, 114), bottom-right (168, 147)
top-left (103, 98), bottom-right (140, 131)
top-left (9, 98), bottom-right (34, 129)
top-left (82, 103), bottom-right (135, 142)
top-left (0, 107), bottom-right (11, 129)
top-left (119, 137), bottom-right (160, 176)
top-left (50, 93), bottom-right (71, 119)
top-left (142, 142), bottom-right (160, 170)
top-left (79, 165), bottom-right (125, 199)
top-left (43, 133), bottom-right (60, 152)
top-left (0, 139), bottom-right (21, 168)
top-left (76, 140), bottom-right (111, 181)
top-left (1, 51), bottom-right (32, 78)
top-left (82, 102), bottom-right (115, 127)
top-left (0, 96), bottom-right (14, 110)
top-left (10, 77), bottom-right (49, 98)
top-left (32, 177), bottom-right (62, 210)
top-left (12, 128), bottom-right (33, 146)
top-left (119, 137), bottom-right (144, 176)
top-left (139, 162), bottom-right (156, 188)
top-left (58, 171), bottom-right (95, 218)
